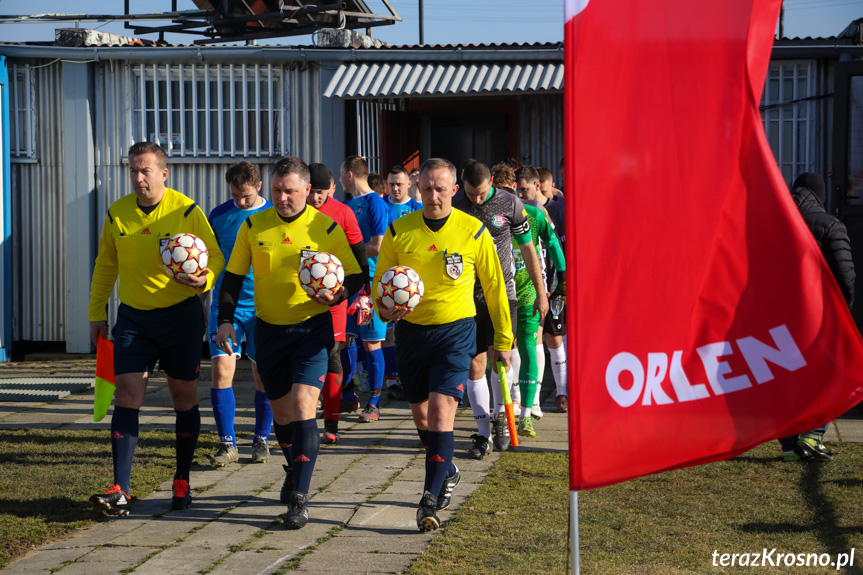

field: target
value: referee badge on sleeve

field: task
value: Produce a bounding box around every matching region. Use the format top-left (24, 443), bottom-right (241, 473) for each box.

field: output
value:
top-left (444, 252), bottom-right (463, 279)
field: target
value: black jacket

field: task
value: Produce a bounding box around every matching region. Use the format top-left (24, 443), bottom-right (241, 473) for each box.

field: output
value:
top-left (790, 173), bottom-right (855, 310)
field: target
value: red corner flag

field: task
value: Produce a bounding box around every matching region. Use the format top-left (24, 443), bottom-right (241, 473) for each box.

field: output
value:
top-left (93, 334), bottom-right (115, 422)
top-left (565, 0), bottom-right (863, 490)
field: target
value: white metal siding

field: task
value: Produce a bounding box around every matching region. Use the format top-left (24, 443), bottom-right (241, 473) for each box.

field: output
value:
top-left (325, 62), bottom-right (564, 99)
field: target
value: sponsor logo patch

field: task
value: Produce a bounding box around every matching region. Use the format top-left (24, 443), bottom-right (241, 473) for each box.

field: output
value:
top-left (444, 253), bottom-right (463, 280)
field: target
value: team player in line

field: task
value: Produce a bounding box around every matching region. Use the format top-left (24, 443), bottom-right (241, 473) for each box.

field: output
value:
top-left (217, 156), bottom-right (364, 529)
top-left (306, 163), bottom-right (367, 444)
top-left (454, 160), bottom-right (548, 458)
top-left (382, 165), bottom-right (424, 400)
top-left (373, 158), bottom-right (513, 531)
top-left (88, 142), bottom-right (225, 514)
top-left (341, 156), bottom-right (390, 422)
top-left (518, 166), bottom-right (569, 414)
top-left (503, 168), bottom-right (566, 438)
top-left (207, 162), bottom-right (274, 467)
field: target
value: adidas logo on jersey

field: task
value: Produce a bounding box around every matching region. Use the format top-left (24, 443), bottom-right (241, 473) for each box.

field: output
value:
top-left (282, 237), bottom-right (292, 244)
top-left (141, 227), bottom-right (152, 234)
top-left (427, 244), bottom-right (438, 251)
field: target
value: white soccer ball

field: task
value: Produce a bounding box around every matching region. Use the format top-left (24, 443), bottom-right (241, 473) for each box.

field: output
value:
top-left (160, 233), bottom-right (209, 278)
top-left (377, 265), bottom-right (424, 310)
top-left (298, 252), bottom-right (345, 298)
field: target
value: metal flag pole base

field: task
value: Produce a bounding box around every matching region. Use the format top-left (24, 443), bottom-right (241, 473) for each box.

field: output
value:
top-left (570, 490), bottom-right (580, 574)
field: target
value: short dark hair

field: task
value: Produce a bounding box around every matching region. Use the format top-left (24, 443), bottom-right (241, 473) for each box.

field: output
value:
top-left (129, 141), bottom-right (167, 168)
top-left (461, 158), bottom-right (479, 171)
top-left (515, 166), bottom-right (540, 185)
top-left (536, 166), bottom-right (553, 185)
top-left (462, 161), bottom-right (491, 188)
top-left (270, 156), bottom-right (310, 185)
top-left (388, 165), bottom-right (410, 177)
top-left (343, 155), bottom-right (369, 179)
top-left (419, 158), bottom-right (457, 186)
top-left (225, 161), bottom-right (261, 189)
top-left (490, 162), bottom-right (516, 188)
top-left (368, 173), bottom-right (387, 196)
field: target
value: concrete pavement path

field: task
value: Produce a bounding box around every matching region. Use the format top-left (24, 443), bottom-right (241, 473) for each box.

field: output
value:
top-left (0, 356), bottom-right (570, 574)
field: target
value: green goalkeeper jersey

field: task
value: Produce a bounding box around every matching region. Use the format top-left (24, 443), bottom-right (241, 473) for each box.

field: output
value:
top-left (512, 201), bottom-right (565, 308)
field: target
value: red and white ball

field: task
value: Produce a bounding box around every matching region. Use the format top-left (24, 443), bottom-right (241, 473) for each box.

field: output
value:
top-left (298, 252), bottom-right (345, 297)
top-left (377, 265), bottom-right (424, 310)
top-left (161, 233), bottom-right (208, 278)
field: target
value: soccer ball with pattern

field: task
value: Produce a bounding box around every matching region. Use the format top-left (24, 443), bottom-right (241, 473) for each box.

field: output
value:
top-left (298, 252), bottom-right (345, 298)
top-left (377, 266), bottom-right (424, 310)
top-left (161, 233), bottom-right (209, 278)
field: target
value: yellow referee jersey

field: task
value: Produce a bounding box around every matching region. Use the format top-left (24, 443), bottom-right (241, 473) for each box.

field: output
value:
top-left (227, 206), bottom-right (362, 326)
top-left (373, 209), bottom-right (513, 351)
top-left (88, 188), bottom-right (225, 321)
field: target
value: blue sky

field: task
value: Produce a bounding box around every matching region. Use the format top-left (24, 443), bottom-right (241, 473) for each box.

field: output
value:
top-left (0, 0), bottom-right (859, 46)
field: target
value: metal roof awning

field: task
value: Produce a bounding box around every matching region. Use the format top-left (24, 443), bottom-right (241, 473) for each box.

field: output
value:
top-left (324, 61), bottom-right (564, 99)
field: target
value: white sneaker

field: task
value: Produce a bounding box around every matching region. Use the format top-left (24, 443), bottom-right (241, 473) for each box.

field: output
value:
top-left (532, 400), bottom-right (543, 420)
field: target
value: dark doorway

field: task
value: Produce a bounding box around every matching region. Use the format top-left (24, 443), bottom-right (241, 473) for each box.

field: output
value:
top-left (832, 60), bottom-right (863, 331)
top-left (422, 113), bottom-right (508, 173)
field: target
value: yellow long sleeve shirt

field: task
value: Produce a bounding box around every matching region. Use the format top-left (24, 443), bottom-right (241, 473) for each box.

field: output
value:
top-left (373, 209), bottom-right (513, 351)
top-left (88, 188), bottom-right (225, 321)
top-left (226, 206), bottom-right (362, 326)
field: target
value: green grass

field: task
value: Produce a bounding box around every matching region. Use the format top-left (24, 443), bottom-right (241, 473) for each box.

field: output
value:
top-left (0, 429), bottom-right (219, 569)
top-left (409, 443), bottom-right (863, 575)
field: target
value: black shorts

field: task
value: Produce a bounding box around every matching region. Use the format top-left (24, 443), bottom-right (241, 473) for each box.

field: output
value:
top-left (112, 296), bottom-right (205, 380)
top-left (395, 318), bottom-right (476, 404)
top-left (474, 300), bottom-right (518, 356)
top-left (543, 306), bottom-right (567, 336)
top-left (254, 313), bottom-right (335, 401)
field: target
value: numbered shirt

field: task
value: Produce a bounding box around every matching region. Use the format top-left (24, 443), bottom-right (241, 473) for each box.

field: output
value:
top-left (373, 209), bottom-right (513, 351)
top-left (88, 188), bottom-right (225, 320)
top-left (227, 206), bottom-right (362, 326)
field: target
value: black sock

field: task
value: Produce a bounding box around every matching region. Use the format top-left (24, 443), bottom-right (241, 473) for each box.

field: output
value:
top-left (417, 428), bottom-right (430, 449)
top-left (111, 406), bottom-right (139, 496)
top-left (175, 405), bottom-right (200, 481)
top-left (291, 419), bottom-right (320, 494)
top-left (274, 422), bottom-right (294, 466)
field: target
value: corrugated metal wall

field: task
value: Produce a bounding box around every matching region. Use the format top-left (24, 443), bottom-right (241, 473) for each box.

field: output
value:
top-left (519, 93), bottom-right (564, 184)
top-left (11, 61), bottom-right (65, 341)
top-left (9, 56), bottom-right (325, 343)
top-left (289, 64), bottom-right (322, 164)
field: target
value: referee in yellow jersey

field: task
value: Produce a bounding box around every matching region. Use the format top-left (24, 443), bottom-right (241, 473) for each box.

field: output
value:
top-left (88, 142), bottom-right (225, 515)
top-left (372, 158), bottom-right (513, 532)
top-left (216, 156), bottom-right (364, 529)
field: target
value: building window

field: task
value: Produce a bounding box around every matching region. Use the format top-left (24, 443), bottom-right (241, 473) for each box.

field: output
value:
top-left (761, 60), bottom-right (816, 185)
top-left (9, 63), bottom-right (36, 160)
top-left (132, 63), bottom-right (286, 158)
top-left (356, 99), bottom-right (396, 174)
